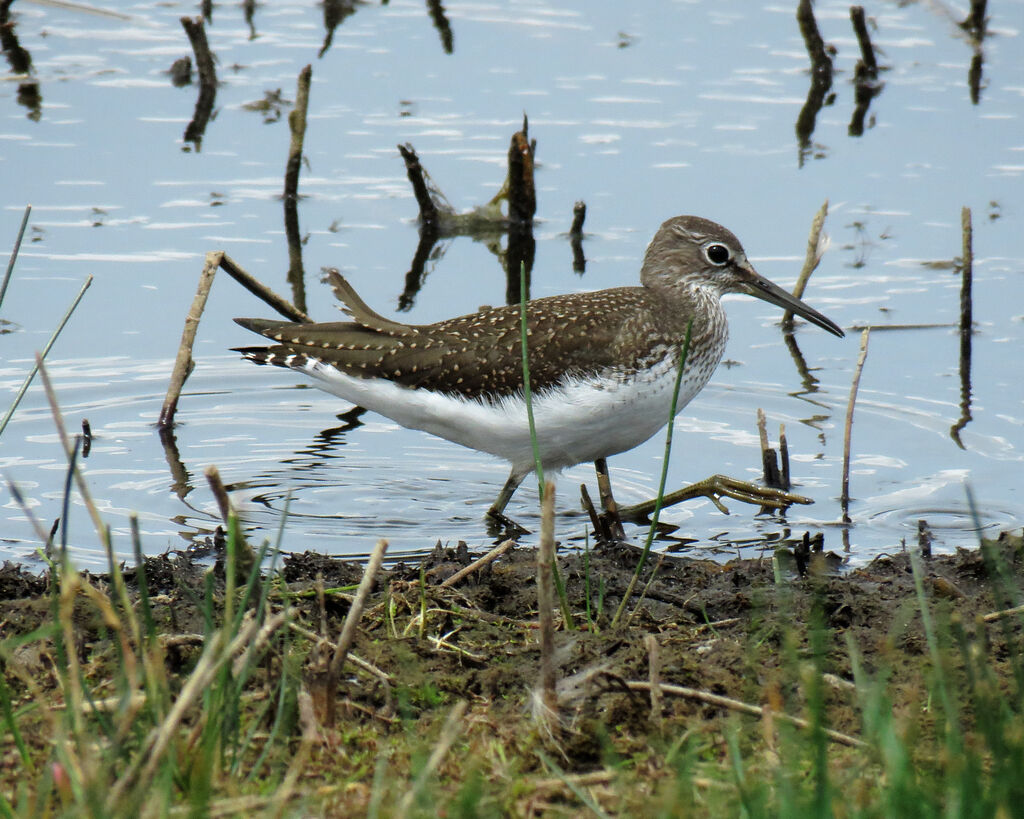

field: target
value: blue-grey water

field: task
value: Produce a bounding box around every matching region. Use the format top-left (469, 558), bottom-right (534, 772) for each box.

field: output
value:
top-left (1, 0), bottom-right (1022, 569)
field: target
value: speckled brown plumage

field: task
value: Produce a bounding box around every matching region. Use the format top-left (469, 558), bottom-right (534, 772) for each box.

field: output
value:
top-left (235, 215), bottom-right (843, 518)
top-left (236, 282), bottom-right (722, 402)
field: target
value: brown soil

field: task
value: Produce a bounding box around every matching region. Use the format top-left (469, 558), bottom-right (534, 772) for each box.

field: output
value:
top-left (1, 532), bottom-right (1023, 813)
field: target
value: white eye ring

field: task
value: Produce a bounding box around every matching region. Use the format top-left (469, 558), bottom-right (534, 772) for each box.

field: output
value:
top-left (703, 243), bottom-right (731, 266)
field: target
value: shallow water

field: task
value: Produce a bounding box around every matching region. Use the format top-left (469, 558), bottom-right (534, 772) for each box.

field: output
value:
top-left (2, 0), bottom-right (1022, 569)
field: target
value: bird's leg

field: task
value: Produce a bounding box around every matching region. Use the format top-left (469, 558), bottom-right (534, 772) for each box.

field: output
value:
top-left (485, 469), bottom-right (531, 537)
top-left (616, 474), bottom-right (814, 524)
top-left (487, 469), bottom-right (526, 519)
top-left (593, 457), bottom-right (627, 542)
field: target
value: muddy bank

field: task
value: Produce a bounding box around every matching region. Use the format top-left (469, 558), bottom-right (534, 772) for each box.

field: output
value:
top-left (2, 533), bottom-right (1022, 813)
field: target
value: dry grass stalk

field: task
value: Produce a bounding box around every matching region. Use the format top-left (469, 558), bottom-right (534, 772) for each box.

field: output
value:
top-left (438, 539), bottom-right (514, 588)
top-left (625, 680), bottom-right (865, 748)
top-left (326, 538), bottom-right (388, 725)
top-left (841, 328), bottom-right (871, 524)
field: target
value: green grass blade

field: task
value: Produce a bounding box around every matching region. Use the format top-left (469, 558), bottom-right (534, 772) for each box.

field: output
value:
top-left (612, 320), bottom-right (693, 627)
top-left (519, 261), bottom-right (544, 498)
top-left (0, 275), bottom-right (92, 440)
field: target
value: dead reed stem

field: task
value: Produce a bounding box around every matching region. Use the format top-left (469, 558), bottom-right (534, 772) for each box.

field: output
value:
top-left (783, 200), bottom-right (828, 332)
top-left (439, 539), bottom-right (514, 588)
top-left (159, 251), bottom-right (219, 429)
top-left (537, 481), bottom-right (558, 727)
top-left (841, 328), bottom-right (871, 524)
top-left (326, 539), bottom-right (388, 726)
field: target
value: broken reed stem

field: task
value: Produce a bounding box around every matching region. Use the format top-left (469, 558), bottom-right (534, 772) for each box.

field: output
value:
top-left (783, 200), bottom-right (828, 332)
top-left (569, 201), bottom-right (586, 237)
top-left (397, 143), bottom-right (442, 227)
top-left (951, 207), bottom-right (975, 447)
top-left (507, 114), bottom-right (536, 225)
top-left (159, 252), bottom-right (310, 429)
top-left (439, 539), bottom-right (514, 588)
top-left (0, 275), bottom-right (92, 439)
top-left (219, 254), bottom-right (310, 321)
top-left (625, 681), bottom-right (865, 748)
top-left (284, 64), bottom-right (312, 310)
top-left (537, 481), bottom-right (558, 725)
top-left (394, 700), bottom-right (468, 819)
top-left (959, 207), bottom-right (973, 341)
top-left (594, 457), bottom-right (625, 541)
top-left (284, 65), bottom-right (312, 206)
top-left (203, 464), bottom-right (232, 524)
top-left (181, 16), bottom-right (216, 86)
top-left (326, 539), bottom-right (388, 726)
top-left (0, 203), bottom-right (31, 310)
top-left (841, 328), bottom-right (871, 525)
top-left (180, 16), bottom-right (217, 147)
top-left (850, 6), bottom-right (878, 77)
top-left (159, 252), bottom-right (219, 429)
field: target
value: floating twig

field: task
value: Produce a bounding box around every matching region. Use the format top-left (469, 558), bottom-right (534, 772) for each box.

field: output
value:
top-left (0, 277), bottom-right (92, 439)
top-left (841, 328), bottom-right (871, 525)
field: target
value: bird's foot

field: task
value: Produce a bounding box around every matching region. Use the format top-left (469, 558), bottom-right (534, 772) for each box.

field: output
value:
top-left (617, 474), bottom-right (813, 523)
top-left (485, 509), bottom-right (531, 539)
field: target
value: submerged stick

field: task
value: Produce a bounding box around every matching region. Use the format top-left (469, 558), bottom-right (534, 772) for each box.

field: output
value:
top-left (841, 328), bottom-right (871, 525)
top-left (326, 539), bottom-right (388, 726)
top-left (0, 203), bottom-right (31, 310)
top-left (850, 7), bottom-right (878, 78)
top-left (0, 276), bottom-right (92, 439)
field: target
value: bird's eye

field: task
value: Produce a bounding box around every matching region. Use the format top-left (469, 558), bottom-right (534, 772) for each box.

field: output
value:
top-left (704, 243), bottom-right (731, 265)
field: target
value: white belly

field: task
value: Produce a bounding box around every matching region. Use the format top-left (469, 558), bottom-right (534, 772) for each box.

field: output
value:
top-left (294, 346), bottom-right (722, 480)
